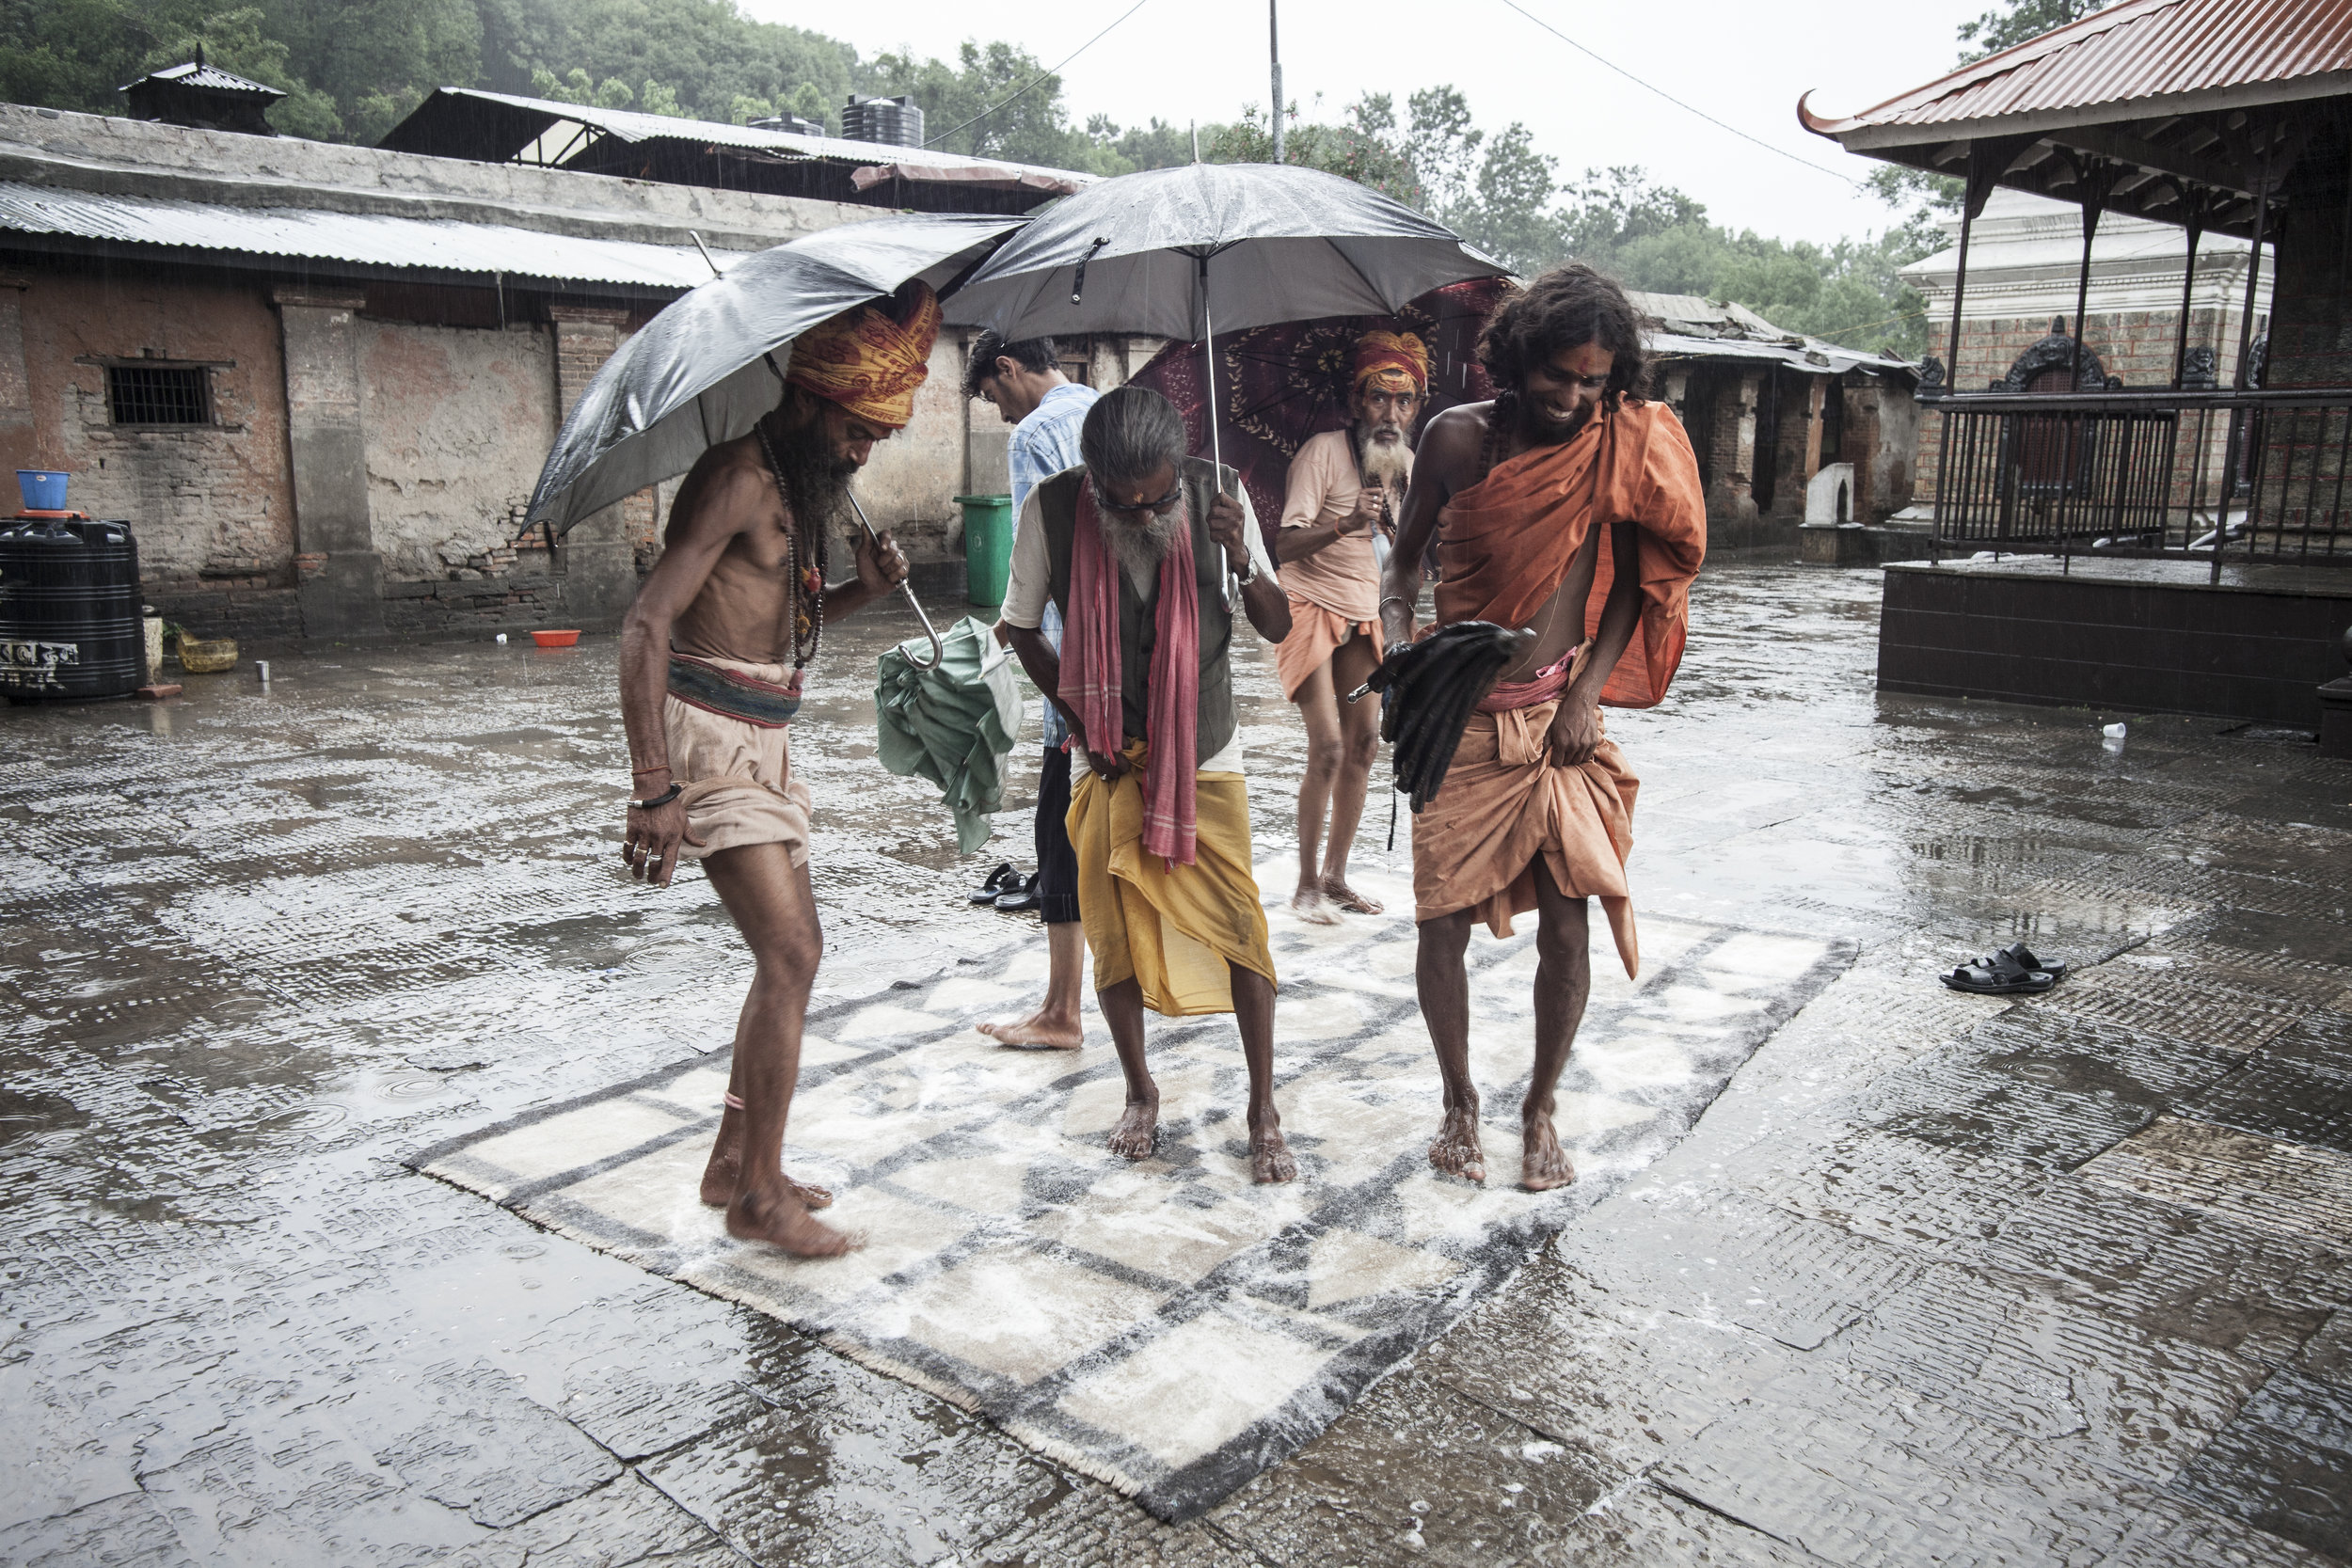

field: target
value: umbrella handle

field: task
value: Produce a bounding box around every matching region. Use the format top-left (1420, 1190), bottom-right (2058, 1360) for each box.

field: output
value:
top-left (1198, 253), bottom-right (1231, 594)
top-left (847, 489), bottom-right (945, 671)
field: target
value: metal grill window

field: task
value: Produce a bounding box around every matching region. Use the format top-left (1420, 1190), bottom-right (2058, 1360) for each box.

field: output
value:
top-left (107, 365), bottom-right (210, 426)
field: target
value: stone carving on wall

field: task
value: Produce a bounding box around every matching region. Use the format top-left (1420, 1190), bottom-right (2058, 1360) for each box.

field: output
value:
top-left (1994, 316), bottom-right (2121, 391)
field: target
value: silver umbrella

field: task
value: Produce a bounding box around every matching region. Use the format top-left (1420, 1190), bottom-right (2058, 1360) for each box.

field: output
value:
top-left (946, 163), bottom-right (1507, 571)
top-left (524, 212), bottom-right (1026, 665)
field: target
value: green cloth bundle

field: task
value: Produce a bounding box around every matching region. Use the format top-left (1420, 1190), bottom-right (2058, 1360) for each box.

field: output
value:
top-left (874, 614), bottom-right (1025, 854)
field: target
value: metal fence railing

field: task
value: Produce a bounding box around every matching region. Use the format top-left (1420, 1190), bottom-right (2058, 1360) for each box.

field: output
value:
top-left (1922, 387), bottom-right (2352, 574)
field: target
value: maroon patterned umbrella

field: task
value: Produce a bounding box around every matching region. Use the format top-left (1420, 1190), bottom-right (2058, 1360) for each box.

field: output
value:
top-left (1122, 277), bottom-right (1512, 555)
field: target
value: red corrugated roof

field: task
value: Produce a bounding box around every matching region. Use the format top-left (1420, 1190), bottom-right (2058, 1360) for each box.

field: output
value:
top-left (1803, 0), bottom-right (2352, 140)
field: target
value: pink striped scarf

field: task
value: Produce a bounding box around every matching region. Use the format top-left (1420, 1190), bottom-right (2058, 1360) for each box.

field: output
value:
top-left (1061, 481), bottom-right (1201, 865)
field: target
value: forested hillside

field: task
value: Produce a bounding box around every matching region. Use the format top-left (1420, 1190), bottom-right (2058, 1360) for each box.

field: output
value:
top-left (0, 0), bottom-right (2095, 356)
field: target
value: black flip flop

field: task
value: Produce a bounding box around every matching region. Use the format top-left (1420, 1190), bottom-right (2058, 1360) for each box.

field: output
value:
top-left (994, 873), bottom-right (1041, 914)
top-left (1941, 947), bottom-right (2057, 995)
top-left (969, 862), bottom-right (1017, 904)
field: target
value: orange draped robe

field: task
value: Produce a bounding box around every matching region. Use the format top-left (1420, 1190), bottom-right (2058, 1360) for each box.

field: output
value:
top-left (1410, 399), bottom-right (1707, 976)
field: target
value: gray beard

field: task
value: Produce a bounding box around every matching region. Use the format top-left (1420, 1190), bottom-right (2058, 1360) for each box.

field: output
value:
top-left (1102, 496), bottom-right (1185, 581)
top-left (1353, 422), bottom-right (1410, 490)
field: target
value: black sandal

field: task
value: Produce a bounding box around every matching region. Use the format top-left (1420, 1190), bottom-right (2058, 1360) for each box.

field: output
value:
top-left (1997, 942), bottom-right (2067, 981)
top-left (969, 862), bottom-right (1018, 904)
top-left (994, 872), bottom-right (1041, 914)
top-left (1941, 946), bottom-right (2058, 995)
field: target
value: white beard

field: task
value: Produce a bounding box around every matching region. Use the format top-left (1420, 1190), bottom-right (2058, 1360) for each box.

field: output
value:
top-left (1103, 496), bottom-right (1184, 581)
top-left (1355, 424), bottom-right (1410, 489)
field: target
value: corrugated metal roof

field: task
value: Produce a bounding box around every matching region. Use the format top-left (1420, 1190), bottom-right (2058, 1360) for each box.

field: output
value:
top-left (128, 62), bottom-right (286, 98)
top-left (1804, 0), bottom-right (2352, 138)
top-left (0, 181), bottom-right (734, 287)
top-left (1645, 330), bottom-right (1912, 376)
top-left (421, 88), bottom-right (1093, 191)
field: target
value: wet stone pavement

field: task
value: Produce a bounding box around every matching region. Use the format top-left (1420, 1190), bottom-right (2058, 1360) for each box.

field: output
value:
top-left (4, 558), bottom-right (2350, 1565)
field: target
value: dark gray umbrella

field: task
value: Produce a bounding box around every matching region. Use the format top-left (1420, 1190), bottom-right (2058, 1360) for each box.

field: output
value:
top-left (946, 163), bottom-right (1507, 344)
top-left (946, 162), bottom-right (1507, 575)
top-left (525, 212), bottom-right (1023, 534)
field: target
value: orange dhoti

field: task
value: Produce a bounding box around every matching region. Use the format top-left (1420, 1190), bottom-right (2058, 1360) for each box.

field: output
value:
top-left (1274, 594), bottom-right (1376, 701)
top-left (1410, 703), bottom-right (1642, 977)
top-left (1409, 397), bottom-right (1708, 980)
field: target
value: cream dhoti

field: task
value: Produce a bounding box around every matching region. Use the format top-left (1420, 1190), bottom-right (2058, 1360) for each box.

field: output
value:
top-left (662, 654), bottom-right (813, 864)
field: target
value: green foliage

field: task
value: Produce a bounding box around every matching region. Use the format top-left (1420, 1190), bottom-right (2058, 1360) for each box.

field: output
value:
top-left (1208, 94), bottom-right (1420, 206)
top-left (863, 38), bottom-right (1122, 172)
top-left (1956, 0), bottom-right (2114, 62)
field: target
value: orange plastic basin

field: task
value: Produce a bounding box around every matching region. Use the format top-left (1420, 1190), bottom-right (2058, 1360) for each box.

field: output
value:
top-left (531, 629), bottom-right (580, 647)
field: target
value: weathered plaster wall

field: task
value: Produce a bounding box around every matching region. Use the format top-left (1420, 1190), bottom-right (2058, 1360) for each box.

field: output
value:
top-left (358, 319), bottom-right (556, 580)
top-left (852, 332), bottom-right (968, 568)
top-left (0, 269), bottom-right (296, 586)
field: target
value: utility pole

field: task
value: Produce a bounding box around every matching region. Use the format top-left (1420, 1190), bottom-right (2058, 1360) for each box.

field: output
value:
top-left (1269, 0), bottom-right (1284, 163)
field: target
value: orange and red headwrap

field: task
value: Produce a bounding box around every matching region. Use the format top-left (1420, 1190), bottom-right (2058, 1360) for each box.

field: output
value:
top-left (1353, 329), bottom-right (1428, 397)
top-left (784, 281), bottom-right (944, 430)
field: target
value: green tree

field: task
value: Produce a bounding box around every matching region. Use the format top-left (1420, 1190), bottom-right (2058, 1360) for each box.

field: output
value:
top-left (1208, 92), bottom-right (1419, 205)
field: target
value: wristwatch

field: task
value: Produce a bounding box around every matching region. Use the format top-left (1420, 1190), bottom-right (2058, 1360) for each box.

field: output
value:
top-left (1232, 552), bottom-right (1257, 586)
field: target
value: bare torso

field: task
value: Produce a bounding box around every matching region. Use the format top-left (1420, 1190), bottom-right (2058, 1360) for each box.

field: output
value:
top-left (667, 433), bottom-right (804, 666)
top-left (1395, 399), bottom-right (1602, 682)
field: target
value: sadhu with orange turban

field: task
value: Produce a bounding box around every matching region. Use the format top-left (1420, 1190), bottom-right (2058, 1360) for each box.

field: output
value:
top-left (1270, 325), bottom-right (1429, 926)
top-left (784, 280), bottom-right (945, 429)
top-left (610, 280), bottom-right (946, 1260)
top-left (1352, 328), bottom-right (1429, 397)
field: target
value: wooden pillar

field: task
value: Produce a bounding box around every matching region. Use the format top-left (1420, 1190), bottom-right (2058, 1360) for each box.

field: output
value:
top-left (1803, 376), bottom-right (1827, 482)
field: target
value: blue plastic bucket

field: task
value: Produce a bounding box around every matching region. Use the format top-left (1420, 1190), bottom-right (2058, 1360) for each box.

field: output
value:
top-left (17, 470), bottom-right (68, 511)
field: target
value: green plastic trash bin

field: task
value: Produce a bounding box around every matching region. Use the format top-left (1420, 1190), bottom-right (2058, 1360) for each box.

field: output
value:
top-left (956, 493), bottom-right (1013, 607)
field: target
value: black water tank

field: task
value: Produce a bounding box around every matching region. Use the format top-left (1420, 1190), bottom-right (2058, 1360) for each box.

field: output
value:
top-left (0, 517), bottom-right (143, 701)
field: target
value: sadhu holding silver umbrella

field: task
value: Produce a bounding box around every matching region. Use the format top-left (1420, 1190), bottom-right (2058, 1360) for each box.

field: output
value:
top-left (617, 282), bottom-right (941, 1258)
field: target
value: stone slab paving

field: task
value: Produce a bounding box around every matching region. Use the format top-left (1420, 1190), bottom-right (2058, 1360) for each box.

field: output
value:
top-left (0, 561), bottom-right (2346, 1564)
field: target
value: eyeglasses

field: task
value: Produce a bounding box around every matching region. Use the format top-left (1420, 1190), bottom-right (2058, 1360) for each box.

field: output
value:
top-left (1092, 478), bottom-right (1184, 518)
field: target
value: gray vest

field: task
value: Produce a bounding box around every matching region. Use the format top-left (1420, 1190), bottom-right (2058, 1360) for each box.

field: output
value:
top-left (1039, 456), bottom-right (1237, 763)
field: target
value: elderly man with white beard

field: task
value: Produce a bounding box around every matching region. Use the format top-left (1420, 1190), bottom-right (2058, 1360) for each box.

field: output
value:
top-left (1275, 331), bottom-right (1427, 924)
top-left (998, 386), bottom-right (1298, 1182)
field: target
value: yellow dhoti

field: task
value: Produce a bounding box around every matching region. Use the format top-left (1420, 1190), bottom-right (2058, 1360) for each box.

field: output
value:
top-left (1067, 754), bottom-right (1275, 1017)
top-left (1409, 702), bottom-right (1642, 978)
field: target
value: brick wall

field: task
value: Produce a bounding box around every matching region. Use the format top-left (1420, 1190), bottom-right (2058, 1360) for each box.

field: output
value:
top-left (2, 268), bottom-right (297, 592)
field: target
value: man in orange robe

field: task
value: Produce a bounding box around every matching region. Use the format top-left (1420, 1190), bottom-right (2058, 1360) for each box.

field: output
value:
top-left (1378, 265), bottom-right (1706, 1192)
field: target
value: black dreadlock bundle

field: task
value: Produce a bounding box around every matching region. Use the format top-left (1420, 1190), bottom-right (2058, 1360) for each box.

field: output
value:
top-left (1357, 622), bottom-right (1534, 814)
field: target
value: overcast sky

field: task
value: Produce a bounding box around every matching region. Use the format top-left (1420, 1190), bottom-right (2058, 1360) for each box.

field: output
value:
top-left (740, 0), bottom-right (1988, 245)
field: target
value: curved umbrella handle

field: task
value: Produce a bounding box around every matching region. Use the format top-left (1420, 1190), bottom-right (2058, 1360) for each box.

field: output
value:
top-left (846, 489), bottom-right (945, 671)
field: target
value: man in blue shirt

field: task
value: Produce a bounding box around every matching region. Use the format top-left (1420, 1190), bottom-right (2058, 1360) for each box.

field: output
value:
top-left (967, 331), bottom-right (1099, 1049)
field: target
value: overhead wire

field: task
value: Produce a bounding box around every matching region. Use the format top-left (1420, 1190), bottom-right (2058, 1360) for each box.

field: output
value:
top-left (922, 0), bottom-right (1153, 150)
top-left (1491, 0), bottom-right (1869, 190)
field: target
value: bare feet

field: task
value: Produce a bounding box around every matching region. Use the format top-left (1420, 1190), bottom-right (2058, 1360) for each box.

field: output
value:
top-left (1248, 1109), bottom-right (1296, 1183)
top-left (1521, 1111), bottom-right (1576, 1191)
top-left (1291, 886), bottom-right (1343, 926)
top-left (700, 1137), bottom-right (833, 1211)
top-left (726, 1184), bottom-right (857, 1257)
top-left (977, 1006), bottom-right (1084, 1049)
top-left (1428, 1105), bottom-right (1486, 1183)
top-left (1323, 877), bottom-right (1383, 915)
top-left (1107, 1092), bottom-right (1160, 1160)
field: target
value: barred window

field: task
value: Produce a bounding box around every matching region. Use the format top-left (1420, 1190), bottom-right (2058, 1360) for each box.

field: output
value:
top-left (107, 365), bottom-right (210, 426)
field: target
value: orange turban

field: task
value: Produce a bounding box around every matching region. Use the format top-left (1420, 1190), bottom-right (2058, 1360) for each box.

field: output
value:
top-left (1353, 329), bottom-right (1428, 396)
top-left (784, 281), bottom-right (944, 429)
